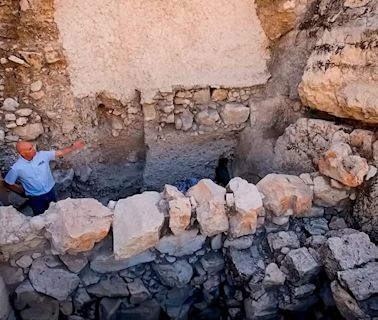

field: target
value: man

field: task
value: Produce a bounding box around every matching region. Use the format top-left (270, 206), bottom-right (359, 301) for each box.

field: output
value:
top-left (2, 140), bottom-right (85, 215)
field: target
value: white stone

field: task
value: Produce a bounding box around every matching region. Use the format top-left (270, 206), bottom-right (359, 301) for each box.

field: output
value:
top-left (220, 103), bottom-right (250, 125)
top-left (16, 117), bottom-right (28, 126)
top-left (5, 113), bottom-right (16, 121)
top-left (30, 80), bottom-right (43, 92)
top-left (41, 198), bottom-right (113, 254)
top-left (2, 98), bottom-right (19, 111)
top-left (15, 108), bottom-right (33, 117)
top-left (8, 55), bottom-right (26, 65)
top-left (366, 165), bottom-right (377, 181)
top-left (227, 177), bottom-right (264, 237)
top-left (113, 192), bottom-right (165, 259)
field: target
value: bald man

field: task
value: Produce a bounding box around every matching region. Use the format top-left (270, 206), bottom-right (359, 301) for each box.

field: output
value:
top-left (3, 140), bottom-right (85, 215)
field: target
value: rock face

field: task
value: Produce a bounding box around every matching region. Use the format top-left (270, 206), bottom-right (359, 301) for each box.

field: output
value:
top-left (163, 185), bottom-right (191, 235)
top-left (40, 198), bottom-right (113, 254)
top-left (257, 174), bottom-right (313, 217)
top-left (113, 192), bottom-right (165, 259)
top-left (187, 179), bottom-right (229, 236)
top-left (227, 177), bottom-right (264, 237)
top-left (299, 16), bottom-right (378, 123)
top-left (29, 256), bottom-right (80, 301)
top-left (319, 143), bottom-right (368, 187)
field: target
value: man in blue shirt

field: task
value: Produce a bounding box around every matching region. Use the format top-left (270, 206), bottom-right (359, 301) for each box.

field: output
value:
top-left (2, 140), bottom-right (85, 215)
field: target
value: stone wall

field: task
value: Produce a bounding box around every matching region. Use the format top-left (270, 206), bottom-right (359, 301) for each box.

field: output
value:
top-left (1, 167), bottom-right (377, 319)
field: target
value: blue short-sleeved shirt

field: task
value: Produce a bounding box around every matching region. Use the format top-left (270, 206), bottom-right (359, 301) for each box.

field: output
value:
top-left (5, 151), bottom-right (56, 196)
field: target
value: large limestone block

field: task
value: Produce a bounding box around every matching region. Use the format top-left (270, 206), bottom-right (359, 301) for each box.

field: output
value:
top-left (220, 103), bottom-right (250, 125)
top-left (29, 256), bottom-right (80, 301)
top-left (227, 177), bottom-right (264, 238)
top-left (256, 174), bottom-right (313, 217)
top-left (313, 175), bottom-right (350, 207)
top-left (187, 179), bottom-right (226, 204)
top-left (319, 143), bottom-right (368, 187)
top-left (0, 276), bottom-right (11, 320)
top-left (196, 200), bottom-right (229, 237)
top-left (13, 123), bottom-right (44, 140)
top-left (113, 192), bottom-right (165, 259)
top-left (163, 185), bottom-right (191, 235)
top-left (187, 179), bottom-right (228, 236)
top-left (0, 206), bottom-right (43, 260)
top-left (299, 17), bottom-right (378, 123)
top-left (38, 198), bottom-right (113, 254)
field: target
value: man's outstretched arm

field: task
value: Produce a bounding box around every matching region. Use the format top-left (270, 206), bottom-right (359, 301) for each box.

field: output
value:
top-left (56, 140), bottom-right (85, 158)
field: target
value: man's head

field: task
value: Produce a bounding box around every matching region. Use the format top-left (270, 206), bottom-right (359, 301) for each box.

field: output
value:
top-left (16, 141), bottom-right (36, 161)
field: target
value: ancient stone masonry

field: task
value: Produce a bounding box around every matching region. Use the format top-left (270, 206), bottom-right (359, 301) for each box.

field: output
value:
top-left (1, 164), bottom-right (378, 319)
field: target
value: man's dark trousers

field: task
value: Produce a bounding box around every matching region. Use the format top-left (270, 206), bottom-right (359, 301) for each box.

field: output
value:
top-left (28, 186), bottom-right (57, 216)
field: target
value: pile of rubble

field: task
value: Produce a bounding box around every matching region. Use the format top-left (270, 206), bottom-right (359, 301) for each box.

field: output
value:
top-left (0, 149), bottom-right (377, 319)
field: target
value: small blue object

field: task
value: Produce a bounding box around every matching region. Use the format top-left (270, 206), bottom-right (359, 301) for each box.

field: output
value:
top-left (174, 177), bottom-right (198, 193)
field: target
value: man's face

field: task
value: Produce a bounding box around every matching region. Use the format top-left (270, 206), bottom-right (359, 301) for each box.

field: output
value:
top-left (20, 143), bottom-right (37, 160)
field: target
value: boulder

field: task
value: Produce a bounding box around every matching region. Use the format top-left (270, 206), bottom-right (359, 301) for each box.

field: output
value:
top-left (29, 256), bottom-right (80, 301)
top-left (195, 200), bottom-right (229, 236)
top-left (281, 247), bottom-right (321, 285)
top-left (220, 103), bottom-right (250, 125)
top-left (194, 109), bottom-right (219, 126)
top-left (298, 17), bottom-right (378, 123)
top-left (13, 123), bottom-right (44, 140)
top-left (0, 206), bottom-right (43, 260)
top-left (337, 262), bottom-right (378, 301)
top-left (256, 0), bottom-right (316, 40)
top-left (39, 198), bottom-right (112, 254)
top-left (244, 293), bottom-right (278, 320)
top-left (187, 179), bottom-right (228, 236)
top-left (313, 175), bottom-right (350, 207)
top-left (2, 98), bottom-right (19, 111)
top-left (113, 192), bottom-right (165, 259)
top-left (0, 276), bottom-right (11, 320)
top-left (200, 252), bottom-right (225, 274)
top-left (319, 143), bottom-right (368, 187)
top-left (152, 260), bottom-right (193, 287)
top-left (163, 185), bottom-right (191, 235)
top-left (256, 174), bottom-right (313, 217)
top-left (227, 177), bottom-right (264, 238)
top-left (155, 229), bottom-right (206, 257)
top-left (320, 232), bottom-right (378, 279)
